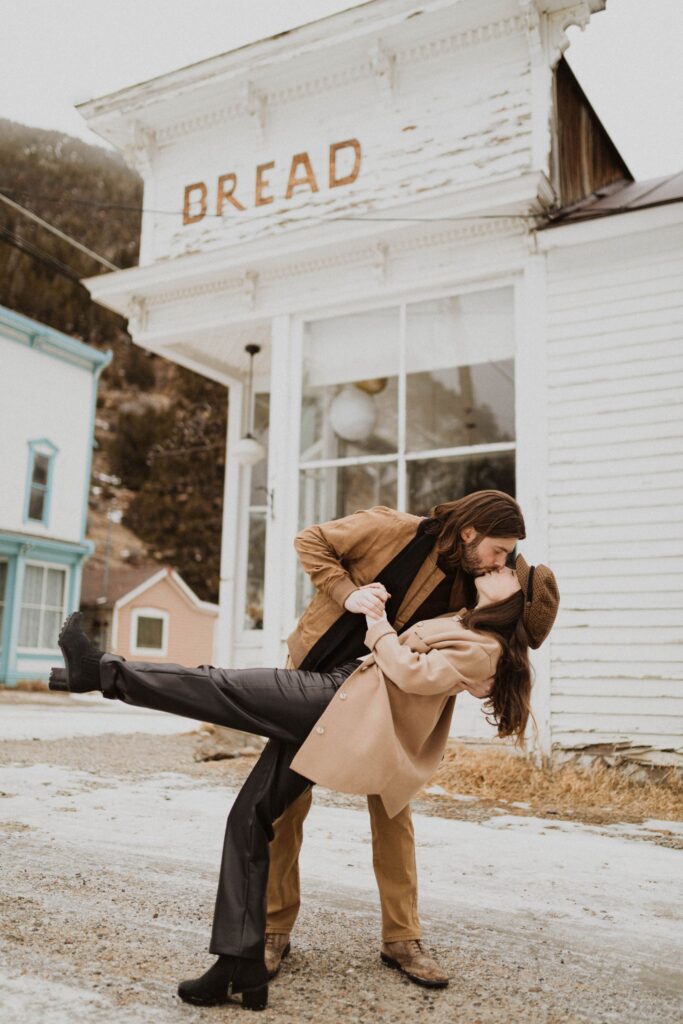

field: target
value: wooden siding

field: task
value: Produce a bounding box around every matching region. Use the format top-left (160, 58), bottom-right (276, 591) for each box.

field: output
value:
top-left (545, 224), bottom-right (683, 753)
top-left (550, 57), bottom-right (631, 207)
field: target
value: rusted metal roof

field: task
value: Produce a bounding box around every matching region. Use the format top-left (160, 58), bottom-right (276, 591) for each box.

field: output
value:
top-left (544, 170), bottom-right (683, 227)
top-left (81, 564), bottom-right (165, 608)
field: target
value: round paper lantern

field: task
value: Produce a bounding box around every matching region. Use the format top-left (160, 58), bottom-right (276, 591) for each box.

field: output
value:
top-left (329, 385), bottom-right (377, 442)
top-left (233, 434), bottom-right (266, 466)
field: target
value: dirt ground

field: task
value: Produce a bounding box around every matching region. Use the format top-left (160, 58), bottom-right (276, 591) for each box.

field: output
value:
top-left (1, 698), bottom-right (682, 1023)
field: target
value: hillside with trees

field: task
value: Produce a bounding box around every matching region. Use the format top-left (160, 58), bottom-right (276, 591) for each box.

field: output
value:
top-left (0, 120), bottom-right (227, 602)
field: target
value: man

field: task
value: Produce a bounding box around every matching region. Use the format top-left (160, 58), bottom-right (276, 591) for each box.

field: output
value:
top-left (264, 489), bottom-right (526, 987)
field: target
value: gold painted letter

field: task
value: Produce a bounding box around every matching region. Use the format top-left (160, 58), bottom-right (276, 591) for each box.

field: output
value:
top-left (255, 162), bottom-right (275, 206)
top-left (285, 152), bottom-right (319, 199)
top-left (329, 139), bottom-right (362, 188)
top-left (217, 173), bottom-right (245, 215)
top-left (183, 182), bottom-right (208, 225)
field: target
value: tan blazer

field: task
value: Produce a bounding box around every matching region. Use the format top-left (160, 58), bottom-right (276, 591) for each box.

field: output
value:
top-left (287, 506), bottom-right (470, 668)
top-left (291, 612), bottom-right (500, 818)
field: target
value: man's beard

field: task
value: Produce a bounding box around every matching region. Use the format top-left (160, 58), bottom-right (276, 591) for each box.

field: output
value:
top-left (461, 538), bottom-right (486, 576)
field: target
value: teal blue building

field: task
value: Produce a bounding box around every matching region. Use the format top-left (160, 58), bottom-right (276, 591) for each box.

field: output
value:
top-left (0, 305), bottom-right (111, 685)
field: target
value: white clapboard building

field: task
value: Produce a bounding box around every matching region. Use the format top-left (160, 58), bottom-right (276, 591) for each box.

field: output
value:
top-left (78, 0), bottom-right (682, 763)
top-left (0, 305), bottom-right (111, 685)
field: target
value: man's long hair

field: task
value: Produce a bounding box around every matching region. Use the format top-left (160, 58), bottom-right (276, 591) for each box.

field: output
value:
top-left (426, 490), bottom-right (526, 571)
top-left (462, 591), bottom-right (533, 744)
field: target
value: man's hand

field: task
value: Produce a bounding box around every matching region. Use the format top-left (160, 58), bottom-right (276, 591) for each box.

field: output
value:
top-left (344, 582), bottom-right (390, 617)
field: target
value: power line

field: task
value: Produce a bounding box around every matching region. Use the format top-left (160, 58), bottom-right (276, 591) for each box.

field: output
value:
top-left (0, 226), bottom-right (84, 284)
top-left (0, 185), bottom-right (536, 222)
top-left (0, 190), bottom-right (120, 270)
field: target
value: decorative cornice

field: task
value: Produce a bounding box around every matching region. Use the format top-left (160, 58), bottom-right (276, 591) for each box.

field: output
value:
top-left (154, 14), bottom-right (528, 146)
top-left (139, 217), bottom-right (523, 310)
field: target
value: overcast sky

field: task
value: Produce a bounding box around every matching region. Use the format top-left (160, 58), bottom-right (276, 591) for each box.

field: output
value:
top-left (1, 0), bottom-right (681, 180)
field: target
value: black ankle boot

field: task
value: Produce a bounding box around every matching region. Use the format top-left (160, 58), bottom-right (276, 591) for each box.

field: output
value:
top-left (177, 955), bottom-right (268, 1010)
top-left (50, 612), bottom-right (103, 693)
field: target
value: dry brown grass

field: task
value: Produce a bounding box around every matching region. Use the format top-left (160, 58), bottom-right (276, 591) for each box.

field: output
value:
top-left (433, 743), bottom-right (683, 825)
top-left (7, 680), bottom-right (51, 693)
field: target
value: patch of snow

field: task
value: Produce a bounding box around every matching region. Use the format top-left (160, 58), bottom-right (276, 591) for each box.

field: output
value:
top-left (0, 703), bottom-right (197, 741)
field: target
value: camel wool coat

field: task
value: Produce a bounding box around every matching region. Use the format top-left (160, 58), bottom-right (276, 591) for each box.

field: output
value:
top-left (291, 612), bottom-right (500, 818)
top-left (287, 505), bottom-right (471, 668)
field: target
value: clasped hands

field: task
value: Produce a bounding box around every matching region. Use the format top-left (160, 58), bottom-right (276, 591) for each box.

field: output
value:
top-left (344, 583), bottom-right (391, 628)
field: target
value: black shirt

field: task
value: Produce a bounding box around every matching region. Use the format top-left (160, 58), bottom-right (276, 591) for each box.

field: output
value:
top-left (299, 520), bottom-right (462, 673)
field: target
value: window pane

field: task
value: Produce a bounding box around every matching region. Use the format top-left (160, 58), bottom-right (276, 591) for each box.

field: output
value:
top-left (406, 290), bottom-right (515, 452)
top-left (299, 462), bottom-right (397, 529)
top-left (406, 451), bottom-right (516, 516)
top-left (244, 512), bottom-right (266, 630)
top-left (137, 616), bottom-right (163, 649)
top-left (32, 453), bottom-right (50, 486)
top-left (41, 610), bottom-right (61, 650)
top-left (28, 486), bottom-right (46, 521)
top-left (19, 607), bottom-right (41, 648)
top-left (297, 463), bottom-right (397, 615)
top-left (45, 568), bottom-right (65, 608)
top-left (22, 565), bottom-right (44, 605)
top-left (301, 309), bottom-right (399, 460)
top-left (249, 393), bottom-right (270, 507)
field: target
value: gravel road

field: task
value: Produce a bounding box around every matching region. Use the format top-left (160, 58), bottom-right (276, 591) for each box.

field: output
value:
top-left (0, 700), bottom-right (681, 1023)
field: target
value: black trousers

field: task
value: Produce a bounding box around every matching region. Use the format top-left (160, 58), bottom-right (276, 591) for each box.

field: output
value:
top-left (99, 653), bottom-right (359, 961)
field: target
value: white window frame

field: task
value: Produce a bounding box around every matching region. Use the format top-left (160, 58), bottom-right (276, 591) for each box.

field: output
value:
top-left (297, 281), bottom-right (517, 512)
top-left (237, 391), bottom-right (270, 642)
top-left (17, 559), bottom-right (69, 654)
top-left (293, 281), bottom-right (517, 614)
top-left (130, 607), bottom-right (169, 657)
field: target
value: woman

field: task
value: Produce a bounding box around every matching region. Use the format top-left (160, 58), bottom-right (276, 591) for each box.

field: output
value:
top-left (50, 553), bottom-right (558, 1011)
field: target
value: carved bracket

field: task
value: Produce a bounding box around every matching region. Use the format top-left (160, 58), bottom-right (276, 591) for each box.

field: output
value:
top-left (241, 270), bottom-right (259, 311)
top-left (371, 242), bottom-right (389, 284)
top-left (127, 296), bottom-right (148, 335)
top-left (520, 0), bottom-right (605, 66)
top-left (244, 80), bottom-right (268, 139)
top-left (123, 121), bottom-right (157, 176)
top-left (368, 40), bottom-right (396, 105)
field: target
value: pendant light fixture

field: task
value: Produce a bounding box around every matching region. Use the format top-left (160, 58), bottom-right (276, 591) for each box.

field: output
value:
top-left (233, 343), bottom-right (266, 466)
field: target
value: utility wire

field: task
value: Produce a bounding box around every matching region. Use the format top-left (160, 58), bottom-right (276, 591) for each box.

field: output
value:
top-left (0, 191), bottom-right (120, 270)
top-left (0, 226), bottom-right (84, 284)
top-left (0, 186), bottom-right (534, 222)
top-left (1, 181), bottom-right (680, 224)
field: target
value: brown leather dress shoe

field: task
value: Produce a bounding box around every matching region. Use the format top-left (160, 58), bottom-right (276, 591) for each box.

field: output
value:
top-left (264, 933), bottom-right (291, 980)
top-left (380, 939), bottom-right (449, 989)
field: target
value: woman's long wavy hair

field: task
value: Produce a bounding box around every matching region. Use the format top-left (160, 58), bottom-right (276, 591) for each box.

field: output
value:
top-left (461, 590), bottom-right (533, 745)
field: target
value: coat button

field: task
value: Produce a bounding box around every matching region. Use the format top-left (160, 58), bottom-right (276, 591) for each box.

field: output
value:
top-left (339, 692), bottom-right (348, 701)
top-left (315, 726), bottom-right (325, 735)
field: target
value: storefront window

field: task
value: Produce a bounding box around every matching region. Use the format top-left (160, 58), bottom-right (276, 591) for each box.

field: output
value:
top-left (244, 393), bottom-right (269, 630)
top-left (405, 291), bottom-right (514, 452)
top-left (297, 286), bottom-right (516, 615)
top-left (300, 308), bottom-right (399, 460)
top-left (406, 451), bottom-right (516, 516)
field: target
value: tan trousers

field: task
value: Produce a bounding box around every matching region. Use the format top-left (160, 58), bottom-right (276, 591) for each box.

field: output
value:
top-left (266, 787), bottom-right (422, 942)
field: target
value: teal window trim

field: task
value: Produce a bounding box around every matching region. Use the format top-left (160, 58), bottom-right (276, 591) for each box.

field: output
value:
top-left (0, 303), bottom-right (112, 373)
top-left (81, 362), bottom-right (108, 541)
top-left (23, 438), bottom-right (59, 528)
top-left (0, 536), bottom-right (90, 685)
top-left (0, 557), bottom-right (8, 653)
